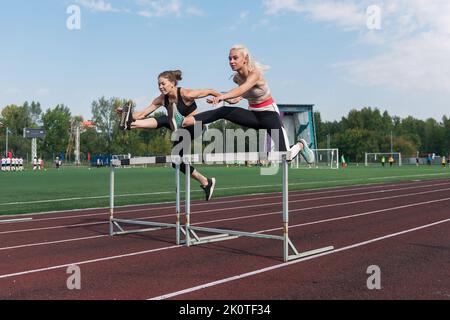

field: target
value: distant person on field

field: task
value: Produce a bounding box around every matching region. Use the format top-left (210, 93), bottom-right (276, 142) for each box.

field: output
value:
top-left (381, 156), bottom-right (386, 167)
top-left (341, 154), bottom-right (347, 168)
top-left (389, 156), bottom-right (394, 167)
top-left (442, 156), bottom-right (446, 168)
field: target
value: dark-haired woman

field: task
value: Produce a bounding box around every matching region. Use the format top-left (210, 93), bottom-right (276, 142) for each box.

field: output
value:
top-left (118, 70), bottom-right (220, 201)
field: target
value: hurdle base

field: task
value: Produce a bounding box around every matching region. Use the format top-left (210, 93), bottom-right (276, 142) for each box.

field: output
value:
top-left (286, 246), bottom-right (335, 262)
top-left (110, 218), bottom-right (184, 240)
top-left (183, 225), bottom-right (334, 262)
top-left (188, 233), bottom-right (240, 245)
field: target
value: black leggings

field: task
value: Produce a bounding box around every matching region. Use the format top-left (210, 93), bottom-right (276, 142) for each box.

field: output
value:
top-left (194, 107), bottom-right (289, 151)
top-left (155, 116), bottom-right (202, 175)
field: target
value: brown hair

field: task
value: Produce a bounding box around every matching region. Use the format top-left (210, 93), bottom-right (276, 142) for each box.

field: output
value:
top-left (158, 70), bottom-right (183, 86)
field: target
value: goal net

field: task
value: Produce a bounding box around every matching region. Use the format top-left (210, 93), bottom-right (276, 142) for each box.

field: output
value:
top-left (365, 153), bottom-right (402, 166)
top-left (291, 149), bottom-right (339, 169)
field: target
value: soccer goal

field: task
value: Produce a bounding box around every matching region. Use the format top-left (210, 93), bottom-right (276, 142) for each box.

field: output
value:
top-left (291, 148), bottom-right (339, 169)
top-left (365, 153), bottom-right (402, 166)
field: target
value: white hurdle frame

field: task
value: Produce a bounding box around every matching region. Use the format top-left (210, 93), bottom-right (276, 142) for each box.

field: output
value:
top-left (109, 153), bottom-right (334, 262)
top-left (109, 155), bottom-right (198, 245)
top-left (182, 152), bottom-right (334, 262)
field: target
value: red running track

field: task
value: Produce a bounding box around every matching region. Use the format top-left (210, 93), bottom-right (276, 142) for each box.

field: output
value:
top-left (0, 179), bottom-right (449, 300)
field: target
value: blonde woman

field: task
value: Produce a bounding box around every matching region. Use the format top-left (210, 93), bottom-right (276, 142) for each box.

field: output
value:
top-left (178, 45), bottom-right (314, 163)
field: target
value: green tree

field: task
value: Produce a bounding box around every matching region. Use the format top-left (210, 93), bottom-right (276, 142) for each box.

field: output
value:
top-left (443, 116), bottom-right (450, 155)
top-left (0, 102), bottom-right (43, 158)
top-left (91, 97), bottom-right (124, 155)
top-left (41, 105), bottom-right (72, 160)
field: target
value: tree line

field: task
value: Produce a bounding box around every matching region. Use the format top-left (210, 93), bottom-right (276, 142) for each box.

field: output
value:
top-left (315, 107), bottom-right (450, 162)
top-left (0, 98), bottom-right (172, 162)
top-left (1, 99), bottom-right (449, 163)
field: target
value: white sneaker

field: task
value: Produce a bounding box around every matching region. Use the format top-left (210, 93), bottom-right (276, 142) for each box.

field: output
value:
top-left (169, 103), bottom-right (185, 130)
top-left (298, 139), bottom-right (315, 164)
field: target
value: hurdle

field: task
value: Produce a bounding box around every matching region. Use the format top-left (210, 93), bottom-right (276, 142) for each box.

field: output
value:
top-left (182, 152), bottom-right (334, 262)
top-left (109, 155), bottom-right (198, 245)
top-left (109, 152), bottom-right (334, 262)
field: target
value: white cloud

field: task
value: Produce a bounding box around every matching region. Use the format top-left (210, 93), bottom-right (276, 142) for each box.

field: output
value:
top-left (240, 10), bottom-right (250, 20)
top-left (226, 10), bottom-right (252, 32)
top-left (137, 0), bottom-right (182, 17)
top-left (76, 0), bottom-right (121, 13)
top-left (186, 5), bottom-right (205, 17)
top-left (337, 0), bottom-right (450, 93)
top-left (337, 32), bottom-right (450, 92)
top-left (263, 0), bottom-right (366, 30)
top-left (263, 0), bottom-right (303, 15)
top-left (263, 0), bottom-right (450, 93)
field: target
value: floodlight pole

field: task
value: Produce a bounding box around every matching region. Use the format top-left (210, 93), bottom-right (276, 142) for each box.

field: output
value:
top-left (5, 127), bottom-right (8, 157)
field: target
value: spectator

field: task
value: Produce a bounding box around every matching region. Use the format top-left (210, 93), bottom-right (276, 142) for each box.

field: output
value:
top-left (389, 155), bottom-right (394, 167)
top-left (341, 154), bottom-right (347, 168)
top-left (427, 154), bottom-right (432, 166)
top-left (33, 157), bottom-right (38, 170)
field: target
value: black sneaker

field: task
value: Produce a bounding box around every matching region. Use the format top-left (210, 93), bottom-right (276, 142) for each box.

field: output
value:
top-left (119, 101), bottom-right (134, 131)
top-left (202, 178), bottom-right (216, 201)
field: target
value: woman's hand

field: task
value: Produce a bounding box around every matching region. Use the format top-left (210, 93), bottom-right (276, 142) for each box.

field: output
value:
top-left (210, 95), bottom-right (225, 107)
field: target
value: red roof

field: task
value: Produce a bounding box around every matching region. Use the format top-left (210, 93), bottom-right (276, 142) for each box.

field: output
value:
top-left (82, 120), bottom-right (95, 128)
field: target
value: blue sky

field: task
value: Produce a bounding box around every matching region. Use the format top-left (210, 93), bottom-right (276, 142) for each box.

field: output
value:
top-left (1, 0), bottom-right (450, 122)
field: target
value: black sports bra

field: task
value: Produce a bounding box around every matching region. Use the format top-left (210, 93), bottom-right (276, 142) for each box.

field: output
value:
top-left (164, 87), bottom-right (197, 117)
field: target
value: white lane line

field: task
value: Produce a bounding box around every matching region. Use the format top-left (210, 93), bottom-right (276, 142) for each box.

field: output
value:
top-left (1, 173), bottom-right (449, 207)
top-left (0, 235), bottom-right (106, 251)
top-left (148, 218), bottom-right (450, 300)
top-left (3, 178), bottom-right (448, 220)
top-left (3, 195), bottom-right (450, 252)
top-left (257, 197), bottom-right (450, 233)
top-left (1, 198), bottom-right (449, 280)
top-left (1, 186), bottom-right (449, 236)
top-left (193, 197), bottom-right (450, 231)
top-left (2, 195), bottom-right (450, 252)
top-left (0, 245), bottom-right (182, 280)
top-left (0, 218), bottom-right (33, 223)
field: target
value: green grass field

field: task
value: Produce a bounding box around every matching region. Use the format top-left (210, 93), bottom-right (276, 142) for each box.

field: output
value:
top-left (1, 165), bottom-right (450, 216)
